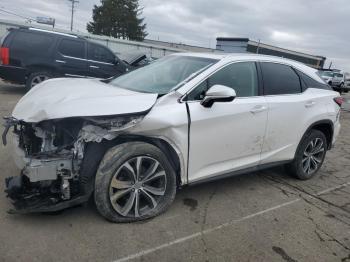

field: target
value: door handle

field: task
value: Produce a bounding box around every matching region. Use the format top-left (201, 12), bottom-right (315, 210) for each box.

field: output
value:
top-left (55, 60), bottom-right (66, 64)
top-left (305, 101), bottom-right (316, 108)
top-left (250, 105), bottom-right (267, 114)
top-left (89, 65), bottom-right (99, 69)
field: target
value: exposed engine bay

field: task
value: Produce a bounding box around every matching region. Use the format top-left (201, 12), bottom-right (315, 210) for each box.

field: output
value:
top-left (2, 114), bottom-right (144, 213)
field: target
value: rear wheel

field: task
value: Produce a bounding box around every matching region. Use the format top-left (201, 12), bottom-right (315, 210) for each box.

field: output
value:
top-left (25, 71), bottom-right (52, 91)
top-left (94, 142), bottom-right (177, 223)
top-left (286, 130), bottom-right (327, 180)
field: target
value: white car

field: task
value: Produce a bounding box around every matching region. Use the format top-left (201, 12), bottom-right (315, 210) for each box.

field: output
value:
top-left (3, 53), bottom-right (342, 222)
top-left (345, 75), bottom-right (350, 91)
top-left (319, 71), bottom-right (345, 92)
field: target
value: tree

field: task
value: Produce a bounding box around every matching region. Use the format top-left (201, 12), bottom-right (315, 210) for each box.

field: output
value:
top-left (87, 0), bottom-right (147, 41)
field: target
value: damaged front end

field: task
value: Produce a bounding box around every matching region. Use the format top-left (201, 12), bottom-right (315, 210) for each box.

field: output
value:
top-left (2, 114), bottom-right (144, 213)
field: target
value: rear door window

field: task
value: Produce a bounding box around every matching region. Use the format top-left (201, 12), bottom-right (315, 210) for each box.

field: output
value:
top-left (88, 43), bottom-right (115, 64)
top-left (58, 39), bottom-right (85, 59)
top-left (12, 31), bottom-right (54, 53)
top-left (261, 62), bottom-right (302, 95)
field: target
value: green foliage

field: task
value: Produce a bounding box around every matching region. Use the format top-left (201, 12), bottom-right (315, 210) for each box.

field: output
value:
top-left (87, 0), bottom-right (147, 41)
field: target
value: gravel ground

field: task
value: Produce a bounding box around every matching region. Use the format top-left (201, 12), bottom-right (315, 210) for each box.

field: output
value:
top-left (0, 81), bottom-right (349, 262)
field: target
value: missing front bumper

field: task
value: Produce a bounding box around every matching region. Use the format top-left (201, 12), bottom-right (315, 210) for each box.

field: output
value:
top-left (5, 174), bottom-right (92, 214)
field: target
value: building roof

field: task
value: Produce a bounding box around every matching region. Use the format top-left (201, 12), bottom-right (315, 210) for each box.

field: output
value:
top-left (216, 37), bottom-right (326, 61)
top-left (216, 37), bottom-right (249, 42)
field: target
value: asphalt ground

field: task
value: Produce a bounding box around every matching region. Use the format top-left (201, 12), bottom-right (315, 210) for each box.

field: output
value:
top-left (0, 81), bottom-right (349, 262)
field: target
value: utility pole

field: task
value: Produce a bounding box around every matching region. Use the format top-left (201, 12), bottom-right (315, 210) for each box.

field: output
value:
top-left (256, 39), bottom-right (261, 54)
top-left (68, 0), bottom-right (79, 31)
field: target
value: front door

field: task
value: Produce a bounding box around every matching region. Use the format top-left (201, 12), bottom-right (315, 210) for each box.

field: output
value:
top-left (186, 62), bottom-right (268, 183)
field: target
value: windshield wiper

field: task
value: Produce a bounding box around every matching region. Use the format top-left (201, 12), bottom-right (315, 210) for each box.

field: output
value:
top-left (170, 63), bottom-right (215, 92)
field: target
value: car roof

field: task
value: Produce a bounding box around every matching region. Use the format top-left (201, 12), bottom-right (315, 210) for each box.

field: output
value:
top-left (172, 52), bottom-right (323, 83)
top-left (15, 27), bottom-right (79, 39)
top-left (173, 52), bottom-right (308, 65)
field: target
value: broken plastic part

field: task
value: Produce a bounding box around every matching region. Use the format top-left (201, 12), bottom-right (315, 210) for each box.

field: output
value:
top-left (79, 116), bottom-right (144, 143)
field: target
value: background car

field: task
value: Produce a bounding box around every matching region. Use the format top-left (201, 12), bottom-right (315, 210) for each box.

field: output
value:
top-left (344, 73), bottom-right (350, 92)
top-left (318, 70), bottom-right (346, 92)
top-left (319, 70), bottom-right (334, 85)
top-left (118, 51), bottom-right (155, 68)
top-left (0, 27), bottom-right (130, 91)
top-left (332, 72), bottom-right (345, 91)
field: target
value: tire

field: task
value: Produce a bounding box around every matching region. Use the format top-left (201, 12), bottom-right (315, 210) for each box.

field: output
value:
top-left (340, 83), bottom-right (345, 93)
top-left (25, 71), bottom-right (53, 91)
top-left (286, 130), bottom-right (327, 180)
top-left (94, 142), bottom-right (177, 223)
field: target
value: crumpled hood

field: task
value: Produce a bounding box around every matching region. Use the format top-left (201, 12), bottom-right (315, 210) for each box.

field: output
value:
top-left (12, 78), bottom-right (158, 122)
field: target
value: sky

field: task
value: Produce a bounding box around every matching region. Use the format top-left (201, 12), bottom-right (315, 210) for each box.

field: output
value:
top-left (0, 0), bottom-right (349, 72)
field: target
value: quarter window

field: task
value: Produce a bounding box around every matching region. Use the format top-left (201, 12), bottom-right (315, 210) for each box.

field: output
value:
top-left (88, 43), bottom-right (115, 63)
top-left (58, 39), bottom-right (85, 59)
top-left (261, 62), bottom-right (301, 95)
top-left (187, 62), bottom-right (258, 100)
top-left (12, 32), bottom-right (54, 53)
top-left (296, 70), bottom-right (331, 90)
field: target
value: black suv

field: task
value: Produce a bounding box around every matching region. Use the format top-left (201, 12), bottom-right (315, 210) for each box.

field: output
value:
top-left (0, 27), bottom-right (129, 90)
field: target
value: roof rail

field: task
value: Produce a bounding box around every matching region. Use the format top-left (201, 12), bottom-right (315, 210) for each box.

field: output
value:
top-left (28, 28), bottom-right (78, 38)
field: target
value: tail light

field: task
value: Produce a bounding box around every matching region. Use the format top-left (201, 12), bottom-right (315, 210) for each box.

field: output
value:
top-left (0, 47), bottom-right (9, 65)
top-left (333, 97), bottom-right (344, 107)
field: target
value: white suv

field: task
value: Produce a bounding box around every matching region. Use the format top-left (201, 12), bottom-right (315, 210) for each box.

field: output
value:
top-left (319, 71), bottom-right (345, 92)
top-left (3, 53), bottom-right (342, 222)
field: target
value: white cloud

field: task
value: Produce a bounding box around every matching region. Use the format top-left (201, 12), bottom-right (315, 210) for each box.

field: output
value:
top-left (270, 31), bottom-right (301, 43)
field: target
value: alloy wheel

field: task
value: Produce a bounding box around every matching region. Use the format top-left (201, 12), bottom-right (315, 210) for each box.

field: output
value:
top-left (302, 137), bottom-right (325, 175)
top-left (31, 75), bottom-right (49, 88)
top-left (109, 156), bottom-right (167, 218)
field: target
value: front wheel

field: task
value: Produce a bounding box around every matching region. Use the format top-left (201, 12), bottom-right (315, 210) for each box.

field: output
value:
top-left (94, 142), bottom-right (177, 223)
top-left (286, 130), bottom-right (327, 180)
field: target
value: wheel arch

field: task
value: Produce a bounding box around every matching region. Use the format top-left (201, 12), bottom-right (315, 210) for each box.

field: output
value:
top-left (304, 120), bottom-right (334, 150)
top-left (79, 135), bottom-right (183, 196)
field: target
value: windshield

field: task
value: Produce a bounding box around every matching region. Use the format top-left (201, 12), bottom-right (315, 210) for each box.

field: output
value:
top-left (110, 55), bottom-right (218, 94)
top-left (320, 71), bottom-right (334, 77)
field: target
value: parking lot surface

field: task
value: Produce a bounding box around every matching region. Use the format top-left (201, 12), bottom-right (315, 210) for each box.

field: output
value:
top-left (0, 81), bottom-right (349, 262)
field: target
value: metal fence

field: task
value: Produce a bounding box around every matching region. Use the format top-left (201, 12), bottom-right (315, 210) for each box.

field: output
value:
top-left (0, 19), bottom-right (220, 58)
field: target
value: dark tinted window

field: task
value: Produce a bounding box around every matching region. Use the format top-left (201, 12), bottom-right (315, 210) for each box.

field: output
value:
top-left (296, 70), bottom-right (332, 90)
top-left (12, 31), bottom-right (54, 53)
top-left (0, 31), bottom-right (10, 46)
top-left (261, 62), bottom-right (301, 95)
top-left (88, 43), bottom-right (115, 63)
top-left (187, 62), bottom-right (258, 100)
top-left (58, 39), bottom-right (85, 58)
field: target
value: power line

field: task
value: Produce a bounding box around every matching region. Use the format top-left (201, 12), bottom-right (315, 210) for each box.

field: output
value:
top-left (0, 7), bottom-right (34, 22)
top-left (68, 0), bottom-right (79, 31)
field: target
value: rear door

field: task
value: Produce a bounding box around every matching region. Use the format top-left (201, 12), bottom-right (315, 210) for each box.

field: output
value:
top-left (55, 38), bottom-right (89, 77)
top-left (87, 42), bottom-right (124, 79)
top-left (259, 62), bottom-right (317, 164)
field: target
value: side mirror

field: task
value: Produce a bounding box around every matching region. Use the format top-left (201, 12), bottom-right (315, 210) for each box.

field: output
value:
top-left (200, 85), bottom-right (236, 108)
